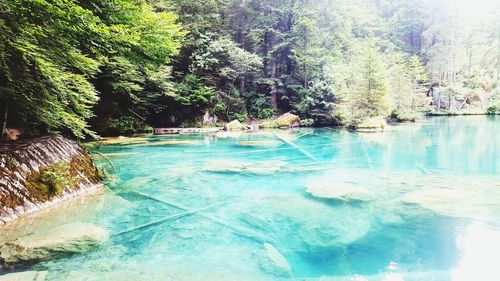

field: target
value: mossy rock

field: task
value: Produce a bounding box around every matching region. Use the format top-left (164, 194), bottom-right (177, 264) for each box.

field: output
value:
top-left (261, 113), bottom-right (300, 128)
top-left (24, 155), bottom-right (101, 201)
top-left (24, 162), bottom-right (76, 200)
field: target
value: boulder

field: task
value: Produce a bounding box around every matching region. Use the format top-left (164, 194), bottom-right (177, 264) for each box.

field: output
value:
top-left (261, 113), bottom-right (300, 128)
top-left (0, 222), bottom-right (108, 264)
top-left (224, 120), bottom-right (245, 131)
top-left (306, 181), bottom-right (373, 202)
top-left (259, 243), bottom-right (291, 277)
top-left (275, 113), bottom-right (300, 128)
top-left (0, 271), bottom-right (47, 281)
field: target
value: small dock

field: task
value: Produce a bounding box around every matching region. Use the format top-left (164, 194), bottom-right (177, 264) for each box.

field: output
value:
top-left (153, 127), bottom-right (222, 135)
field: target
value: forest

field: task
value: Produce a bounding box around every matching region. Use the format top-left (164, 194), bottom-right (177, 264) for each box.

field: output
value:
top-left (0, 0), bottom-right (499, 138)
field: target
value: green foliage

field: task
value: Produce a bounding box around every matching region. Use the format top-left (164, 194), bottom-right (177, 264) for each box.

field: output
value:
top-left (294, 80), bottom-right (337, 126)
top-left (39, 162), bottom-right (76, 196)
top-left (1, 0), bottom-right (498, 136)
top-left (245, 93), bottom-right (276, 119)
top-left (486, 104), bottom-right (500, 115)
top-left (25, 161), bottom-right (78, 198)
top-left (391, 111), bottom-right (420, 122)
top-left (107, 116), bottom-right (153, 135)
top-left (0, 0), bottom-right (184, 138)
top-left (176, 74), bottom-right (215, 110)
top-left (300, 118), bottom-right (315, 127)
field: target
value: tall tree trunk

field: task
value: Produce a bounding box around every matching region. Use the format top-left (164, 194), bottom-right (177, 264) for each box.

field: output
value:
top-left (1, 103), bottom-right (8, 140)
top-left (303, 37), bottom-right (308, 89)
top-left (271, 84), bottom-right (278, 109)
top-left (304, 63), bottom-right (308, 89)
top-left (437, 87), bottom-right (441, 111)
top-left (270, 58), bottom-right (278, 110)
top-left (239, 76), bottom-right (245, 93)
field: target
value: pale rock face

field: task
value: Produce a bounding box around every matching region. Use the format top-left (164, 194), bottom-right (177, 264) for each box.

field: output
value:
top-left (0, 134), bottom-right (103, 224)
top-left (224, 120), bottom-right (245, 131)
top-left (0, 222), bottom-right (108, 264)
top-left (259, 243), bottom-right (292, 277)
top-left (306, 181), bottom-right (374, 202)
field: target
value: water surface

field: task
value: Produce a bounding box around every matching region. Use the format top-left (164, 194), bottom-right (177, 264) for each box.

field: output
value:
top-left (1, 116), bottom-right (499, 280)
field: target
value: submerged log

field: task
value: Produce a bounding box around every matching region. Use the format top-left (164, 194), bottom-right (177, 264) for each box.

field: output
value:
top-left (131, 191), bottom-right (267, 243)
top-left (273, 133), bottom-right (317, 161)
top-left (113, 201), bottom-right (227, 236)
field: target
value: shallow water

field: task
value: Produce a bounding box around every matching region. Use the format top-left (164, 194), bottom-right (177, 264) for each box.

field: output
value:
top-left (1, 116), bottom-right (499, 281)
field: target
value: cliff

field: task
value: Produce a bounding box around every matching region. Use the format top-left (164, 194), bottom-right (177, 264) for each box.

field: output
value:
top-left (0, 135), bottom-right (102, 224)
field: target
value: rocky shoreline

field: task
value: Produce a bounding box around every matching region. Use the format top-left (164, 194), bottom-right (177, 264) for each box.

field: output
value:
top-left (0, 135), bottom-right (103, 224)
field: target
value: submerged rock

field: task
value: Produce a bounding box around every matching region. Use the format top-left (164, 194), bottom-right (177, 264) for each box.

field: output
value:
top-left (246, 161), bottom-right (286, 175)
top-left (236, 140), bottom-right (279, 147)
top-left (0, 222), bottom-right (108, 264)
top-left (259, 243), bottom-right (291, 277)
top-left (214, 131), bottom-right (245, 139)
top-left (134, 140), bottom-right (200, 146)
top-left (203, 160), bottom-right (287, 175)
top-left (400, 188), bottom-right (500, 222)
top-left (204, 160), bottom-right (249, 173)
top-left (93, 137), bottom-right (149, 145)
top-left (0, 271), bottom-right (47, 281)
top-left (240, 192), bottom-right (372, 250)
top-left (305, 182), bottom-right (373, 202)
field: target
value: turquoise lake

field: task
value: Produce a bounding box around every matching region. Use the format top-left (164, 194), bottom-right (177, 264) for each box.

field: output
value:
top-left (1, 116), bottom-right (499, 280)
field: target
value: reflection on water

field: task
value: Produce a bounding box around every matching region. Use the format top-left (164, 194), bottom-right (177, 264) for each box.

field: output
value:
top-left (452, 223), bottom-right (500, 281)
top-left (0, 116), bottom-right (499, 280)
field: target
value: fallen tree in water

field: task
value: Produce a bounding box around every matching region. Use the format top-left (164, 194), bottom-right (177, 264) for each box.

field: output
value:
top-left (0, 135), bottom-right (103, 224)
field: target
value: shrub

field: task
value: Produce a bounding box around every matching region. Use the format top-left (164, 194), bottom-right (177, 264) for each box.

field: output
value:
top-left (355, 116), bottom-right (387, 131)
top-left (107, 116), bottom-right (153, 135)
top-left (25, 161), bottom-right (79, 200)
top-left (300, 118), bottom-right (314, 127)
top-left (486, 105), bottom-right (499, 115)
top-left (392, 111), bottom-right (420, 122)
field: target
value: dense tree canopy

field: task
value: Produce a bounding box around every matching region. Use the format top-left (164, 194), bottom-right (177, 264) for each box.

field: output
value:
top-left (0, 0), bottom-right (498, 138)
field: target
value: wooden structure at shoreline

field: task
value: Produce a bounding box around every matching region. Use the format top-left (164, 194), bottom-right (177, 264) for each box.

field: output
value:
top-left (153, 127), bottom-right (222, 135)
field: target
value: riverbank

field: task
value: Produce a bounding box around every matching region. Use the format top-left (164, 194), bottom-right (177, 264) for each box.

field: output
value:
top-left (0, 135), bottom-right (103, 224)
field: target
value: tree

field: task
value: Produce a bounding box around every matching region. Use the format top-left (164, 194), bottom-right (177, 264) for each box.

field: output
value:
top-left (0, 0), bottom-right (102, 138)
top-left (351, 43), bottom-right (389, 119)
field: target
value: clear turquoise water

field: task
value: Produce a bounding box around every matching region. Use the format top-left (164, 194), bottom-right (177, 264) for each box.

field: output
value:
top-left (2, 116), bottom-right (500, 280)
